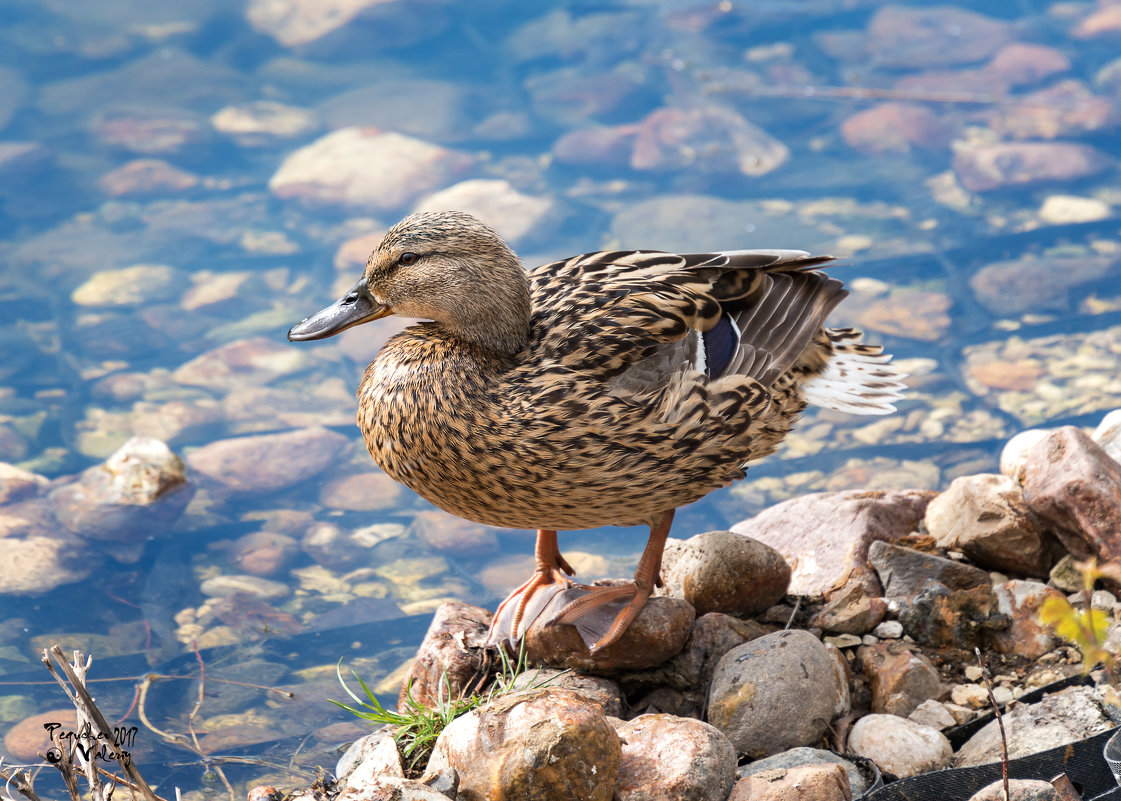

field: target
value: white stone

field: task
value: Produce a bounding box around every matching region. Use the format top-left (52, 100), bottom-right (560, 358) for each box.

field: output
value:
top-left (908, 699), bottom-right (956, 730)
top-left (1000, 428), bottom-right (1051, 479)
top-left (1092, 408), bottom-right (1121, 465)
top-left (951, 683), bottom-right (990, 709)
top-left (413, 179), bottom-right (560, 247)
top-left (269, 128), bottom-right (472, 213)
top-left (1038, 194), bottom-right (1111, 225)
top-left (847, 714), bottom-right (952, 778)
top-left (873, 620), bottom-right (903, 639)
top-left (247, 0), bottom-right (397, 46)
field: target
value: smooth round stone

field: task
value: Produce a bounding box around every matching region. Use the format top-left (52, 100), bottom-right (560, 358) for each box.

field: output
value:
top-left (1000, 429), bottom-right (1051, 479)
top-left (707, 629), bottom-right (848, 758)
top-left (71, 264), bottom-right (187, 307)
top-left (200, 574), bottom-right (289, 600)
top-left (661, 531), bottom-right (790, 617)
top-left (847, 714), bottom-right (951, 777)
top-left (968, 778), bottom-right (1061, 801)
top-left (187, 427), bottom-right (350, 493)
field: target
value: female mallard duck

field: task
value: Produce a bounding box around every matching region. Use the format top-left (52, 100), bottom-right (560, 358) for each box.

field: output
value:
top-left (289, 210), bottom-right (905, 653)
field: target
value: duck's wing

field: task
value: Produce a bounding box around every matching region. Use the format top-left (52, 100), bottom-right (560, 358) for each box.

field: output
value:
top-left (527, 248), bottom-right (844, 389)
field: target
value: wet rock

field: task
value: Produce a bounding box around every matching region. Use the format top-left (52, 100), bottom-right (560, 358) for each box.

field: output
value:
top-left (731, 490), bottom-right (935, 598)
top-left (408, 511), bottom-right (499, 556)
top-left (1074, 3), bottom-right (1121, 38)
top-left (1019, 426), bottom-right (1121, 562)
top-left (848, 714), bottom-right (951, 778)
top-left (969, 254), bottom-right (1117, 317)
top-left (552, 125), bottom-right (636, 168)
top-left (229, 531), bottom-right (299, 576)
top-left (510, 668), bottom-right (623, 718)
top-left (0, 142), bottom-right (51, 179)
top-left (0, 463), bottom-right (48, 505)
top-left (955, 685), bottom-right (1115, 767)
top-left (707, 629), bottom-right (848, 758)
top-left (870, 541), bottom-right (998, 649)
top-left (612, 714), bottom-right (736, 801)
top-left (413, 179), bottom-right (560, 247)
top-left (51, 436), bottom-right (191, 542)
top-left (840, 103), bottom-right (951, 154)
top-left (730, 763), bottom-right (851, 801)
top-left (987, 580), bottom-right (1063, 659)
top-left (173, 336), bottom-right (311, 390)
top-left (953, 142), bottom-right (1111, 193)
top-left (660, 530), bottom-right (789, 617)
top-left (629, 106), bottom-right (788, 176)
top-left (4, 709), bottom-right (79, 761)
top-left (1038, 194), bottom-right (1112, 225)
top-left (399, 602), bottom-right (490, 711)
top-left (336, 730), bottom-right (404, 786)
top-left (969, 779), bottom-right (1061, 801)
top-left (1093, 408), bottom-right (1121, 465)
top-left (924, 473), bottom-right (1055, 577)
top-left (187, 427), bottom-right (349, 494)
top-left (809, 581), bottom-right (887, 635)
top-left (98, 159), bottom-right (199, 196)
top-left (908, 699), bottom-right (956, 731)
top-left (72, 263), bottom-right (188, 307)
top-left (91, 106), bottom-right (208, 154)
top-left (857, 641), bottom-right (942, 718)
top-left (855, 291), bottom-right (952, 342)
top-left (224, 384), bottom-right (356, 432)
top-left (319, 471), bottom-right (404, 513)
top-left (525, 596), bottom-right (694, 673)
top-left (318, 80), bottom-right (484, 144)
top-left (736, 747), bottom-right (867, 796)
top-left (986, 43), bottom-right (1070, 87)
top-left (0, 536), bottom-right (93, 595)
top-left (269, 128), bottom-right (473, 213)
top-left (200, 574), bottom-right (289, 600)
top-left (301, 522), bottom-right (360, 571)
top-left (211, 101), bottom-right (319, 146)
top-left (992, 80), bottom-right (1117, 140)
top-left (864, 5), bottom-right (1011, 68)
top-left (427, 688), bottom-right (620, 801)
top-left (621, 613), bottom-right (766, 718)
top-left (524, 63), bottom-right (649, 127)
top-left (248, 0), bottom-right (403, 47)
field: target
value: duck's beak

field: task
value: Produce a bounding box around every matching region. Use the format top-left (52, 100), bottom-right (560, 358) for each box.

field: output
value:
top-left (287, 277), bottom-right (393, 342)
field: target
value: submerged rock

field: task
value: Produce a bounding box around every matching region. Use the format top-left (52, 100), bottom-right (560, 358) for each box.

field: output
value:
top-left (187, 427), bottom-right (349, 494)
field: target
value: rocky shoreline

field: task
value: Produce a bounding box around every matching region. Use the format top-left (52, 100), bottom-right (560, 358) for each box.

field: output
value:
top-left (279, 408), bottom-right (1121, 801)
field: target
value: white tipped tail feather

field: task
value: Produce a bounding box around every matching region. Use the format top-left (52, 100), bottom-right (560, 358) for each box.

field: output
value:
top-left (801, 330), bottom-right (907, 415)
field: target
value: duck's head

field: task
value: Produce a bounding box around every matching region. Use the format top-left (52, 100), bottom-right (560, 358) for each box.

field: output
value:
top-left (288, 210), bottom-right (531, 355)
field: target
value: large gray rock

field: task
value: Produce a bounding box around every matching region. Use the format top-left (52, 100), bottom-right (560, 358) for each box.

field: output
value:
top-left (428, 688), bottom-right (620, 801)
top-left (731, 490), bottom-right (935, 598)
top-left (707, 629), bottom-right (848, 758)
top-left (612, 714), bottom-right (736, 801)
top-left (847, 714), bottom-right (952, 778)
top-left (660, 530), bottom-right (790, 617)
top-left (924, 473), bottom-right (1056, 577)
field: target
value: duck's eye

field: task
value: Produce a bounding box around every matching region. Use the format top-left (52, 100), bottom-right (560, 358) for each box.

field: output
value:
top-left (398, 252), bottom-right (419, 266)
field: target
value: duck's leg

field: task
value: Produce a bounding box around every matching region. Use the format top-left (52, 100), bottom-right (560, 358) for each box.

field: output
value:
top-left (552, 509), bottom-right (674, 654)
top-left (486, 529), bottom-right (576, 647)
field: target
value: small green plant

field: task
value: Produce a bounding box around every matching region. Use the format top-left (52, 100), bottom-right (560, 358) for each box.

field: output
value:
top-left (1039, 558), bottom-right (1118, 687)
top-left (331, 643), bottom-right (561, 775)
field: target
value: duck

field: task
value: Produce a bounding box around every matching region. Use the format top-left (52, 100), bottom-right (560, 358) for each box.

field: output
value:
top-left (289, 210), bottom-right (905, 654)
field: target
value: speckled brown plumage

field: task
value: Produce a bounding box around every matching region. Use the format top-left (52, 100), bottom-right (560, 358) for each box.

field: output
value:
top-left (289, 210), bottom-right (906, 651)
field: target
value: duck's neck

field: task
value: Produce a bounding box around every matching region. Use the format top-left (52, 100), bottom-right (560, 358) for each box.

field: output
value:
top-left (439, 261), bottom-right (532, 358)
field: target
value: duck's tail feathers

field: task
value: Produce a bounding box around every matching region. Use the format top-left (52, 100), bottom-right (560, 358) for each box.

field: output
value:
top-left (801, 328), bottom-right (907, 415)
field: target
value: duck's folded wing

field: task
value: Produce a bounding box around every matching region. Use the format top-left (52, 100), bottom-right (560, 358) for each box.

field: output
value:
top-left (528, 248), bottom-right (844, 388)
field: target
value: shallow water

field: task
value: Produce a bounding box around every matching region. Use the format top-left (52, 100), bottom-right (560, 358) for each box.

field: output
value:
top-left (1, 0), bottom-right (1120, 796)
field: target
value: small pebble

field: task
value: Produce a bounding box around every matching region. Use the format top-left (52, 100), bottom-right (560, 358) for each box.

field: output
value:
top-left (873, 620), bottom-right (904, 639)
